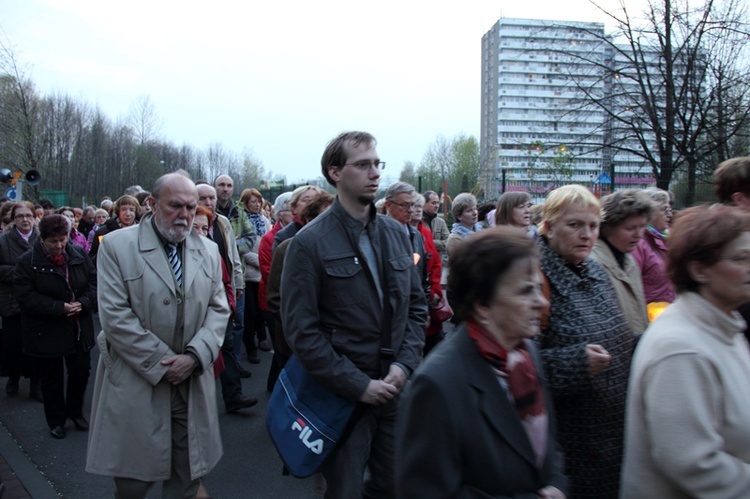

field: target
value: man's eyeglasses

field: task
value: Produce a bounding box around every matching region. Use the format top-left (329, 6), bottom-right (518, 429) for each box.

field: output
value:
top-left (342, 161), bottom-right (386, 172)
top-left (390, 201), bottom-right (416, 210)
top-left (14, 214), bottom-right (34, 220)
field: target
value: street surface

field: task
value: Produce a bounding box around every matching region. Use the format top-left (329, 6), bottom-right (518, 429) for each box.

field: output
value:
top-left (0, 315), bottom-right (316, 498)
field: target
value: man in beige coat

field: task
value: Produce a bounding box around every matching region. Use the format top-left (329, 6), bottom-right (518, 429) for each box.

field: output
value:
top-left (86, 172), bottom-right (230, 498)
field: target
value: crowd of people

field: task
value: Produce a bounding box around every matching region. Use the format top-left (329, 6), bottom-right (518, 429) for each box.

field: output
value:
top-left (0, 134), bottom-right (749, 498)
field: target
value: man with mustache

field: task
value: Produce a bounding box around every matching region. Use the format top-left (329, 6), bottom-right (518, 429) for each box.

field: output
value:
top-left (86, 171), bottom-right (230, 498)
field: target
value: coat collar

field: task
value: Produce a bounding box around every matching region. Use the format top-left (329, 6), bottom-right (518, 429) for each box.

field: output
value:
top-left (455, 328), bottom-right (538, 468)
top-left (538, 236), bottom-right (607, 297)
top-left (670, 292), bottom-right (747, 344)
top-left (31, 239), bottom-right (84, 268)
top-left (137, 215), bottom-right (206, 294)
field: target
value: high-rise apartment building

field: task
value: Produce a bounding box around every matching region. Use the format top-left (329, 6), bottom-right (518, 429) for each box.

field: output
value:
top-left (480, 18), bottom-right (655, 201)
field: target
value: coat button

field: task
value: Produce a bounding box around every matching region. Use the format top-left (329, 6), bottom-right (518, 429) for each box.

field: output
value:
top-left (143, 362), bottom-right (150, 368)
top-left (163, 298), bottom-right (171, 305)
top-left (176, 298), bottom-right (182, 305)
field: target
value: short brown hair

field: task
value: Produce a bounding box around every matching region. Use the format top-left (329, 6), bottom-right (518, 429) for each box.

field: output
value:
top-left (599, 189), bottom-right (655, 237)
top-left (714, 157), bottom-right (750, 204)
top-left (495, 192), bottom-right (531, 226)
top-left (301, 192), bottom-right (335, 224)
top-left (668, 205), bottom-right (750, 293)
top-left (112, 195), bottom-right (141, 218)
top-left (321, 131), bottom-right (376, 186)
top-left (39, 214), bottom-right (70, 240)
top-left (10, 201), bottom-right (35, 221)
top-left (448, 226), bottom-right (537, 321)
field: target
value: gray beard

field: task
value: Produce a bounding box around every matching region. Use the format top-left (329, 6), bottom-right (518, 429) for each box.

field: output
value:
top-left (154, 217), bottom-right (189, 244)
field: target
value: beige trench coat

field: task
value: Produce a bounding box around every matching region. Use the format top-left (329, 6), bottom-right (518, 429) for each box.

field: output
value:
top-left (85, 218), bottom-right (230, 481)
top-left (591, 239), bottom-right (649, 335)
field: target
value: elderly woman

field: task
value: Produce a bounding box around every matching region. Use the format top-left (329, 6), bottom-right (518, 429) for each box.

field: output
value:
top-left (590, 190), bottom-right (653, 334)
top-left (495, 191), bottom-right (537, 237)
top-left (622, 205), bottom-right (750, 497)
top-left (632, 187), bottom-right (676, 304)
top-left (56, 206), bottom-right (89, 252)
top-left (537, 184), bottom-right (634, 498)
top-left (88, 195), bottom-right (140, 263)
top-left (86, 208), bottom-right (109, 247)
top-left (14, 214), bottom-right (96, 439)
top-left (396, 227), bottom-right (567, 498)
top-left (0, 201), bottom-right (41, 399)
top-left (240, 188), bottom-right (272, 361)
top-left (446, 192), bottom-right (482, 260)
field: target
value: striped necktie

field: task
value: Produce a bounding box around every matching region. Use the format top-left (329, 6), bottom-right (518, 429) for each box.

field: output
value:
top-left (167, 243), bottom-right (182, 287)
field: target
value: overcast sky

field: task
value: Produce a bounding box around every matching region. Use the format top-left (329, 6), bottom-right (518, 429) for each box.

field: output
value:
top-left (3, 0), bottom-right (631, 184)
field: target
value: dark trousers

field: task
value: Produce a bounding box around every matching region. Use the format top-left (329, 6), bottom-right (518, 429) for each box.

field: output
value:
top-left (36, 346), bottom-right (91, 428)
top-left (242, 281), bottom-right (266, 355)
top-left (2, 315), bottom-right (35, 380)
top-left (219, 321), bottom-right (242, 404)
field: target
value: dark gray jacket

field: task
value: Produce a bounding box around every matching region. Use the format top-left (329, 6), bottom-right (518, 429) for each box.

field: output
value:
top-left (0, 228), bottom-right (38, 316)
top-left (281, 198), bottom-right (428, 402)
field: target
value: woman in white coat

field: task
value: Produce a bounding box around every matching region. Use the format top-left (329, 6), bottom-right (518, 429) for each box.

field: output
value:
top-left (622, 205), bottom-right (750, 498)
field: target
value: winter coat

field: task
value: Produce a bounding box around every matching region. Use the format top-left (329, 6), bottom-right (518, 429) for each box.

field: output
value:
top-left (622, 293), bottom-right (750, 498)
top-left (632, 231), bottom-right (675, 303)
top-left (88, 217), bottom-right (126, 264)
top-left (396, 327), bottom-right (568, 498)
top-left (257, 221), bottom-right (283, 312)
top-left (0, 228), bottom-right (38, 317)
top-left (537, 237), bottom-right (634, 498)
top-left (591, 239), bottom-right (649, 334)
top-left (14, 241), bottom-right (97, 357)
top-left (85, 217), bottom-right (230, 481)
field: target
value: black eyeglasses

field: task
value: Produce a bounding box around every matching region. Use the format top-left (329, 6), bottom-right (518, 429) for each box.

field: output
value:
top-left (342, 161), bottom-right (386, 171)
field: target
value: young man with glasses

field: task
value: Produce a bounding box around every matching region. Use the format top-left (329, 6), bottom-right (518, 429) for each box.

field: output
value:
top-left (281, 131), bottom-right (427, 498)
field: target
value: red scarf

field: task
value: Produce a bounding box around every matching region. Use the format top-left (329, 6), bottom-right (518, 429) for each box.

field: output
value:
top-left (467, 318), bottom-right (545, 421)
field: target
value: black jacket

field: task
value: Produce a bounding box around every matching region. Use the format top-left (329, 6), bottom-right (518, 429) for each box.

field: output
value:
top-left (281, 198), bottom-right (428, 402)
top-left (0, 228), bottom-right (38, 317)
top-left (88, 217), bottom-right (123, 264)
top-left (396, 327), bottom-right (568, 498)
top-left (14, 241), bottom-right (97, 357)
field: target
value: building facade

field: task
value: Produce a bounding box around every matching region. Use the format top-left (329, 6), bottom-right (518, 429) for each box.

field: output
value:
top-left (480, 18), bottom-right (655, 202)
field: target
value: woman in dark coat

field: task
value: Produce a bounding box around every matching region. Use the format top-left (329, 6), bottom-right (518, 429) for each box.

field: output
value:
top-left (537, 185), bottom-right (635, 498)
top-left (0, 201), bottom-right (41, 399)
top-left (396, 227), bottom-right (567, 499)
top-left (14, 214), bottom-right (97, 439)
top-left (88, 194), bottom-right (139, 264)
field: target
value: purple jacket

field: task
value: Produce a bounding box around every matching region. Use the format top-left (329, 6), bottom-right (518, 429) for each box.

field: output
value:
top-left (632, 231), bottom-right (675, 303)
top-left (69, 229), bottom-right (90, 253)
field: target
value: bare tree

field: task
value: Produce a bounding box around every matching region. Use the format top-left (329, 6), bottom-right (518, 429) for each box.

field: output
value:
top-left (127, 94), bottom-right (162, 146)
top-left (547, 0), bottom-right (750, 203)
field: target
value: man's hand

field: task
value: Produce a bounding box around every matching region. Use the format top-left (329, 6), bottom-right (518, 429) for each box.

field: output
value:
top-left (586, 344), bottom-right (611, 377)
top-left (360, 379), bottom-right (399, 406)
top-left (382, 364), bottom-right (407, 392)
top-left (161, 354), bottom-right (197, 385)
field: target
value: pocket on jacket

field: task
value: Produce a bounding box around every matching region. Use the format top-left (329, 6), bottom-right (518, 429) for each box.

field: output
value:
top-left (98, 333), bottom-right (124, 386)
top-left (323, 253), bottom-right (365, 306)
